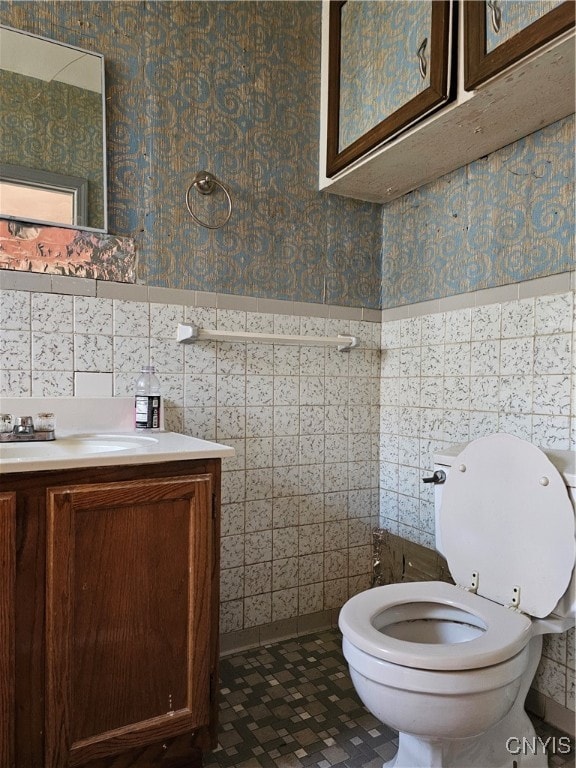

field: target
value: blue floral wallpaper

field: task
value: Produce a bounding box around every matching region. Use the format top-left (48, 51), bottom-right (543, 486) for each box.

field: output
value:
top-left (381, 115), bottom-right (575, 309)
top-left (0, 0), bottom-right (382, 309)
top-left (0, 2), bottom-right (573, 311)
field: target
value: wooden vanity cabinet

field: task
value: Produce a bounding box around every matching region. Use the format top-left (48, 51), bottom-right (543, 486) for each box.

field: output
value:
top-left (2, 458), bottom-right (222, 768)
top-left (0, 491), bottom-right (16, 768)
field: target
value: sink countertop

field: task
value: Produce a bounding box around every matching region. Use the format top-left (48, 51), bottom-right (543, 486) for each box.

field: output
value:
top-left (0, 398), bottom-right (235, 474)
top-left (0, 429), bottom-right (235, 474)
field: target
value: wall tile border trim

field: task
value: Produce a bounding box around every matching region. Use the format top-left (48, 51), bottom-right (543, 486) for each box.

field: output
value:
top-left (0, 270), bottom-right (382, 323)
top-left (381, 272), bottom-right (575, 321)
top-left (2, 269), bottom-right (572, 326)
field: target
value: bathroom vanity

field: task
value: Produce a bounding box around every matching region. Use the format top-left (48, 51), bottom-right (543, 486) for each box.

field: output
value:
top-left (0, 401), bottom-right (234, 768)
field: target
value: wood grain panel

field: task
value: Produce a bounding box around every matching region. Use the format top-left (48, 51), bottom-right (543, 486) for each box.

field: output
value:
top-left (45, 475), bottom-right (213, 768)
top-left (0, 493), bottom-right (16, 768)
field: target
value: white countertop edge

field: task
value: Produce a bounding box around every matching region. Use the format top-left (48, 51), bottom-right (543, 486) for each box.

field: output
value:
top-left (0, 430), bottom-right (235, 474)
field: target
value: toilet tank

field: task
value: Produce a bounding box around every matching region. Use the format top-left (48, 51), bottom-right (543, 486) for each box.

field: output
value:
top-left (433, 440), bottom-right (576, 620)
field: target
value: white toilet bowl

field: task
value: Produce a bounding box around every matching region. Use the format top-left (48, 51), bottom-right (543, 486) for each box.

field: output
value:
top-left (339, 435), bottom-right (576, 768)
top-left (340, 582), bottom-right (538, 767)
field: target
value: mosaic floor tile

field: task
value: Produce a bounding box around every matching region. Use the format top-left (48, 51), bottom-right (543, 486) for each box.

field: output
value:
top-left (204, 629), bottom-right (574, 768)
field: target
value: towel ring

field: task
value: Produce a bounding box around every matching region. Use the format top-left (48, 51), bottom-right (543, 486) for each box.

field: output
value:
top-left (185, 171), bottom-right (232, 229)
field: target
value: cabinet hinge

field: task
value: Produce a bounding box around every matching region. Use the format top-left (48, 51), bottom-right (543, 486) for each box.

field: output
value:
top-left (212, 493), bottom-right (217, 519)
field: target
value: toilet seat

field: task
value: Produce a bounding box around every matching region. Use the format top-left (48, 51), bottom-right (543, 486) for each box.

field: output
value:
top-left (338, 581), bottom-right (532, 671)
top-left (439, 433), bottom-right (576, 618)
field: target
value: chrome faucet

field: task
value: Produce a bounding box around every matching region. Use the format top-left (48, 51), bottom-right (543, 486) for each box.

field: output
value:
top-left (13, 416), bottom-right (35, 436)
top-left (0, 414), bottom-right (56, 442)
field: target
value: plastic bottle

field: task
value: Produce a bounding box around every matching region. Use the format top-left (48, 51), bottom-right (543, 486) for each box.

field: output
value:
top-left (134, 366), bottom-right (161, 430)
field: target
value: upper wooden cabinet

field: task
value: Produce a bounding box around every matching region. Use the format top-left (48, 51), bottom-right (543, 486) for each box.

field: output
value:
top-left (465, 1), bottom-right (575, 89)
top-left (326, 0), bottom-right (453, 176)
top-left (319, 0), bottom-right (575, 203)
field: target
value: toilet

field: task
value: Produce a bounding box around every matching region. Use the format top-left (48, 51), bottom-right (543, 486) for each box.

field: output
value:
top-left (339, 433), bottom-right (576, 768)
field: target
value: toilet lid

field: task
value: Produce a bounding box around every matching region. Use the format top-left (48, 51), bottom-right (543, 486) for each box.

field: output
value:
top-left (440, 434), bottom-right (576, 618)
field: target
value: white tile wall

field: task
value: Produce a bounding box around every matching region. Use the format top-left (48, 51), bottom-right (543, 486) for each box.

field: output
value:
top-left (1, 278), bottom-right (574, 714)
top-left (0, 288), bottom-right (381, 636)
top-left (379, 287), bottom-right (576, 713)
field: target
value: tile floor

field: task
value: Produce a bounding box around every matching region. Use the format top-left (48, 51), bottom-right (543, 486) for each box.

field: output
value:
top-left (204, 628), bottom-right (575, 768)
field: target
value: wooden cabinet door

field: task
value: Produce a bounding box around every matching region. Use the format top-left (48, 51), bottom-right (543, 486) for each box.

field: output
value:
top-left (0, 493), bottom-right (16, 768)
top-left (326, 0), bottom-right (452, 176)
top-left (44, 475), bottom-right (213, 768)
top-left (465, 1), bottom-right (575, 90)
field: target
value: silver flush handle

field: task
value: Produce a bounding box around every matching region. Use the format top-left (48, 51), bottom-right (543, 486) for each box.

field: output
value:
top-left (422, 469), bottom-right (446, 485)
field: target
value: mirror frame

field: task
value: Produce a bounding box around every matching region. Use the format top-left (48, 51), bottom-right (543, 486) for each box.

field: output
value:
top-left (326, 0), bottom-right (452, 178)
top-left (0, 24), bottom-right (107, 233)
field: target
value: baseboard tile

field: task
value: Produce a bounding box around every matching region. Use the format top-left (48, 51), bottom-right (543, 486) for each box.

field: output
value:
top-left (527, 688), bottom-right (575, 737)
top-left (220, 609), bottom-right (339, 657)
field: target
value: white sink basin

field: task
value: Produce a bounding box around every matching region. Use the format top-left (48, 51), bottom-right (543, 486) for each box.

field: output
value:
top-left (0, 433), bottom-right (158, 460)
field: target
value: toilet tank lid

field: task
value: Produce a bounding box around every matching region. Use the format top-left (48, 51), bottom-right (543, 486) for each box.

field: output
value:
top-left (435, 438), bottom-right (576, 489)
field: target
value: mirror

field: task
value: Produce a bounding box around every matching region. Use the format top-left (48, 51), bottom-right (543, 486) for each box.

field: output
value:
top-left (0, 25), bottom-right (107, 232)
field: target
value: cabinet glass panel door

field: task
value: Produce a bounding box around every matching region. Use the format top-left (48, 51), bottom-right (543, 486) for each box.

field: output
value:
top-left (485, 1), bottom-right (565, 51)
top-left (338, 1), bottom-right (432, 150)
top-left (327, 0), bottom-right (452, 177)
top-left (465, 0), bottom-right (574, 90)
